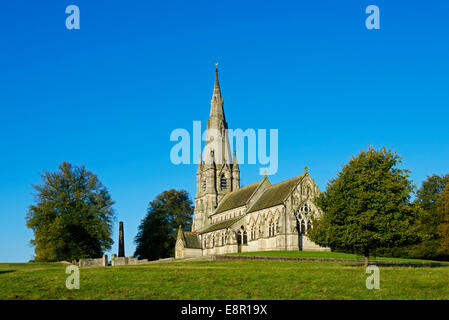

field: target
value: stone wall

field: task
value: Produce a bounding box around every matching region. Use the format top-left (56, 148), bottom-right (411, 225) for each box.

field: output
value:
top-left (111, 256), bottom-right (166, 266)
top-left (177, 248), bottom-right (202, 259)
top-left (111, 257), bottom-right (128, 266)
top-left (299, 235), bottom-right (331, 251)
top-left (79, 255), bottom-right (108, 267)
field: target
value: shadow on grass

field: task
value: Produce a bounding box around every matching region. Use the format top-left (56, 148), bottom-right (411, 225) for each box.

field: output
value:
top-left (343, 262), bottom-right (449, 268)
top-left (0, 270), bottom-right (15, 274)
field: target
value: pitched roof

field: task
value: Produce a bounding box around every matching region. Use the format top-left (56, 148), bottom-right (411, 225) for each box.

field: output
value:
top-left (247, 174), bottom-right (305, 213)
top-left (200, 217), bottom-right (243, 234)
top-left (213, 179), bottom-right (264, 214)
top-left (183, 231), bottom-right (201, 249)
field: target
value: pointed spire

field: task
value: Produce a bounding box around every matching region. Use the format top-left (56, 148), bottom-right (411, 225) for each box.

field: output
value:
top-left (233, 150), bottom-right (239, 171)
top-left (209, 66), bottom-right (225, 121)
top-left (213, 67), bottom-right (221, 97)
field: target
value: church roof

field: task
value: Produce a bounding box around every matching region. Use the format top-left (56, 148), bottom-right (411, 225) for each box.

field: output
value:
top-left (182, 231), bottom-right (201, 249)
top-left (200, 216), bottom-right (243, 234)
top-left (213, 179), bottom-right (265, 214)
top-left (247, 174), bottom-right (305, 213)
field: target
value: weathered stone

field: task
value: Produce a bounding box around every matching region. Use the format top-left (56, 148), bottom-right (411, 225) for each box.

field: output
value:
top-left (118, 221), bottom-right (125, 257)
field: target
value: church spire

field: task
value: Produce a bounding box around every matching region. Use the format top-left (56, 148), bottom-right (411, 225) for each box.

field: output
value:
top-left (209, 67), bottom-right (225, 122)
top-left (213, 67), bottom-right (221, 97)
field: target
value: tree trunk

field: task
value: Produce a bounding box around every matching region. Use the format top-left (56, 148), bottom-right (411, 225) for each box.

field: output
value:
top-left (364, 248), bottom-right (370, 267)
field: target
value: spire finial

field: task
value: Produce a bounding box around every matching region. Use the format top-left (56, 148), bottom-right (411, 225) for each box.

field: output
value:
top-left (213, 64), bottom-right (221, 96)
top-left (304, 166), bottom-right (308, 173)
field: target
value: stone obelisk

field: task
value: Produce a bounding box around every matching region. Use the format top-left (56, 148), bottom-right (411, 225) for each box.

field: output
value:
top-left (118, 221), bottom-right (125, 257)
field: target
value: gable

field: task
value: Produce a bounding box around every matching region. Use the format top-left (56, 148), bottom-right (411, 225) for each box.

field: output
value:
top-left (247, 174), bottom-right (305, 213)
top-left (213, 179), bottom-right (264, 214)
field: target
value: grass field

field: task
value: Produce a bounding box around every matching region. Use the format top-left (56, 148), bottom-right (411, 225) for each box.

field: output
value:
top-left (227, 250), bottom-right (443, 263)
top-left (1, 258), bottom-right (449, 299)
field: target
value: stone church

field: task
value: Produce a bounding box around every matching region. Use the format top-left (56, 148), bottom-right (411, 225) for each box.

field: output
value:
top-left (175, 69), bottom-right (329, 259)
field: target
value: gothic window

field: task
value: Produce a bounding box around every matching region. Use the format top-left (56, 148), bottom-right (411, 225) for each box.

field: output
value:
top-left (243, 231), bottom-right (248, 244)
top-left (297, 203), bottom-right (314, 220)
top-left (303, 203), bottom-right (309, 215)
top-left (220, 174), bottom-right (227, 190)
top-left (307, 220), bottom-right (312, 231)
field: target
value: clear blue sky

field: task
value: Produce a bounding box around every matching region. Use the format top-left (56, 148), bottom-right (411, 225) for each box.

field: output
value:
top-left (0, 1), bottom-right (448, 262)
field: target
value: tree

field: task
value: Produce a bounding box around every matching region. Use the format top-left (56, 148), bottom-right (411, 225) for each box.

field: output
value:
top-left (26, 161), bottom-right (115, 261)
top-left (134, 189), bottom-right (193, 260)
top-left (308, 147), bottom-right (418, 266)
top-left (407, 174), bottom-right (449, 259)
top-left (436, 184), bottom-right (449, 256)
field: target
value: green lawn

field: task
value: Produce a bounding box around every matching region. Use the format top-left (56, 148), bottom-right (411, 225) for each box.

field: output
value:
top-left (1, 259), bottom-right (449, 299)
top-left (227, 250), bottom-right (443, 263)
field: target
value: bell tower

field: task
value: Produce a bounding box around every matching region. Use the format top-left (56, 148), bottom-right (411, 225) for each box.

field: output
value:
top-left (191, 67), bottom-right (240, 232)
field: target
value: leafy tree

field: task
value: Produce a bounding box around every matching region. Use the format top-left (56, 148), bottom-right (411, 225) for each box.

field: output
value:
top-left (134, 189), bottom-right (193, 260)
top-left (308, 147), bottom-right (418, 265)
top-left (26, 161), bottom-right (115, 261)
top-left (407, 174), bottom-right (449, 259)
top-left (436, 184), bottom-right (449, 256)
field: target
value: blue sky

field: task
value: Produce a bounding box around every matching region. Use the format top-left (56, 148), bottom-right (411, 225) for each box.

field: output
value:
top-left (0, 1), bottom-right (448, 262)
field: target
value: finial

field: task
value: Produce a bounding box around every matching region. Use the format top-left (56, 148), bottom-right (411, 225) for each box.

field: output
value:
top-left (264, 170), bottom-right (267, 177)
top-left (215, 62), bottom-right (219, 69)
top-left (304, 166), bottom-right (308, 173)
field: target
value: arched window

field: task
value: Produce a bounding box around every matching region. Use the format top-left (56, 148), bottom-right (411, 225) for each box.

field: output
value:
top-left (297, 202), bottom-right (314, 221)
top-left (243, 231), bottom-right (248, 244)
top-left (220, 174), bottom-right (227, 190)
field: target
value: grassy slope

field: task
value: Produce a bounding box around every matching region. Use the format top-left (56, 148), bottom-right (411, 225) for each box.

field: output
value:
top-left (1, 260), bottom-right (449, 300)
top-left (227, 250), bottom-right (443, 263)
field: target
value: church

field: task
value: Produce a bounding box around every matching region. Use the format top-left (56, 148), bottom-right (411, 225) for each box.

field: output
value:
top-left (175, 69), bottom-right (329, 259)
